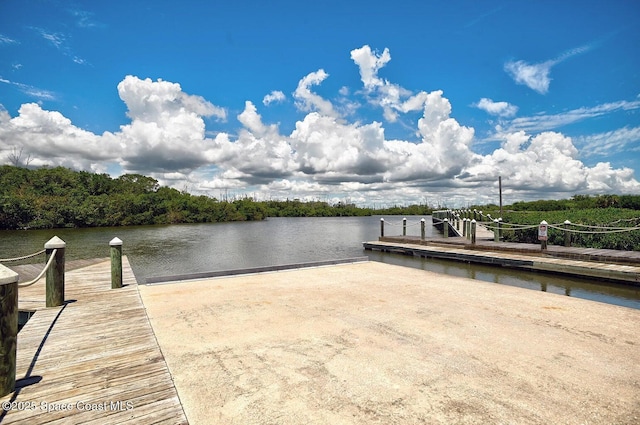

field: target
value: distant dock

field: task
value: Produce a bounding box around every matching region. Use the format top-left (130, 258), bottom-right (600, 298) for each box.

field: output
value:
top-left (364, 236), bottom-right (640, 285)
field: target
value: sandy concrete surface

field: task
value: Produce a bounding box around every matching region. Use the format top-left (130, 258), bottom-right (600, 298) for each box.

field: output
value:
top-left (138, 261), bottom-right (640, 425)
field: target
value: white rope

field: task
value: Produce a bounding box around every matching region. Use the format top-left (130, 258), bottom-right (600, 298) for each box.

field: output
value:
top-left (568, 222), bottom-right (640, 231)
top-left (0, 249), bottom-right (46, 262)
top-left (384, 219), bottom-right (424, 226)
top-left (548, 224), bottom-right (640, 234)
top-left (435, 212), bottom-right (640, 236)
top-left (18, 249), bottom-right (57, 288)
top-left (499, 223), bottom-right (539, 230)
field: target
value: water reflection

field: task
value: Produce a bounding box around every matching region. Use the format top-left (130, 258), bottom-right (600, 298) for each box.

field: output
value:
top-left (365, 250), bottom-right (640, 310)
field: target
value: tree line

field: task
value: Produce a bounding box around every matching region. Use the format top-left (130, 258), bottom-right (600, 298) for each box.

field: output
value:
top-left (0, 166), bottom-right (432, 230)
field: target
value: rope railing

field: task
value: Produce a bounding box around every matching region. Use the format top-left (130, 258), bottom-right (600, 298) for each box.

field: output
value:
top-left (381, 219), bottom-right (423, 226)
top-left (564, 222), bottom-right (640, 231)
top-left (18, 249), bottom-right (57, 288)
top-left (485, 222), bottom-right (538, 230)
top-left (547, 223), bottom-right (640, 234)
top-left (0, 249), bottom-right (46, 263)
top-left (441, 209), bottom-right (640, 236)
top-left (431, 209), bottom-right (640, 250)
top-left (379, 217), bottom-right (429, 238)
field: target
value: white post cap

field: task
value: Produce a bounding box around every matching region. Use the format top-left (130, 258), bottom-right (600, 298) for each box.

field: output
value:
top-left (45, 236), bottom-right (66, 249)
top-left (0, 265), bottom-right (18, 286)
top-left (109, 237), bottom-right (123, 246)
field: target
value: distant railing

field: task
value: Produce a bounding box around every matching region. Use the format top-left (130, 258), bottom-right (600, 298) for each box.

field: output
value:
top-left (379, 217), bottom-right (428, 239)
top-left (435, 209), bottom-right (640, 250)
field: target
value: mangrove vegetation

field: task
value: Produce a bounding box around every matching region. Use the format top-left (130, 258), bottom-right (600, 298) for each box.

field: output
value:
top-left (0, 165), bottom-right (430, 230)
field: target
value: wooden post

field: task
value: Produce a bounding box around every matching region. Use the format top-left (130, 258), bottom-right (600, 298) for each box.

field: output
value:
top-left (45, 236), bottom-right (66, 307)
top-left (110, 237), bottom-right (123, 289)
top-left (462, 218), bottom-right (467, 237)
top-left (497, 218), bottom-right (502, 241)
top-left (0, 266), bottom-right (18, 397)
top-left (471, 219), bottom-right (477, 245)
top-left (420, 218), bottom-right (425, 240)
top-left (466, 219), bottom-right (472, 240)
top-left (402, 218), bottom-right (407, 236)
top-left (443, 218), bottom-right (449, 238)
top-left (494, 219), bottom-right (500, 242)
top-left (380, 218), bottom-right (384, 238)
top-left (539, 220), bottom-right (548, 251)
top-left (564, 220), bottom-right (572, 247)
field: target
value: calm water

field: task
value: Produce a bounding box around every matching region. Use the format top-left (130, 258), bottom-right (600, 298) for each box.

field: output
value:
top-left (1, 216), bottom-right (639, 309)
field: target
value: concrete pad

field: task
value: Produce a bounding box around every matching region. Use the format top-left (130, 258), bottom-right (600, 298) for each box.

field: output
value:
top-left (139, 262), bottom-right (640, 425)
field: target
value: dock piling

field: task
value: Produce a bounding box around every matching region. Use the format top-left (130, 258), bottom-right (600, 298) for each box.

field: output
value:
top-left (421, 218), bottom-right (425, 240)
top-left (564, 220), bottom-right (572, 247)
top-left (471, 219), bottom-right (477, 244)
top-left (0, 266), bottom-right (18, 397)
top-left (110, 237), bottom-right (123, 289)
top-left (45, 236), bottom-right (66, 307)
top-left (539, 220), bottom-right (549, 251)
top-left (402, 218), bottom-right (407, 236)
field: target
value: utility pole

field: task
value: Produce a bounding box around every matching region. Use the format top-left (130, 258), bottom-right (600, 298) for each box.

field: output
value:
top-left (499, 175), bottom-right (503, 217)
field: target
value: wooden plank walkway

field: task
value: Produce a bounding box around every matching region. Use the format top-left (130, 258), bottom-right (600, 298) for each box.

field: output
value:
top-left (364, 239), bottom-right (640, 285)
top-left (0, 258), bottom-right (188, 424)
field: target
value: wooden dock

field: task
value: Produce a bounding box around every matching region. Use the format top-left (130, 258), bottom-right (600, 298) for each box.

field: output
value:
top-left (364, 237), bottom-right (640, 285)
top-left (1, 258), bottom-right (188, 424)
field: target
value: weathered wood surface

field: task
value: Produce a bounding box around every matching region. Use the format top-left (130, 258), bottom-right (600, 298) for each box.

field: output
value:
top-left (0, 257), bottom-right (188, 424)
top-left (366, 240), bottom-right (640, 284)
top-left (8, 259), bottom-right (110, 312)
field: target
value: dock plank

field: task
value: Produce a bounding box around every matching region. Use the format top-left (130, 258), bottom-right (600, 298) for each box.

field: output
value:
top-left (0, 257), bottom-right (188, 424)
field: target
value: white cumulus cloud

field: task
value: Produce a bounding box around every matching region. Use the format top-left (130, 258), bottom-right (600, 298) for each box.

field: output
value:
top-left (293, 70), bottom-right (338, 118)
top-left (263, 90), bottom-right (286, 105)
top-left (351, 44), bottom-right (429, 122)
top-left (0, 45), bottom-right (638, 206)
top-left (504, 60), bottom-right (553, 94)
top-left (475, 98), bottom-right (518, 117)
top-left (505, 43), bottom-right (593, 94)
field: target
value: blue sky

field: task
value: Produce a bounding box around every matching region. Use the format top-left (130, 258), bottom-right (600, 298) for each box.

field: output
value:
top-left (0, 0), bottom-right (639, 207)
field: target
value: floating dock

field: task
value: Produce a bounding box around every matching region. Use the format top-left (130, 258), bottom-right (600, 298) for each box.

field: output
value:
top-left (364, 237), bottom-right (640, 284)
